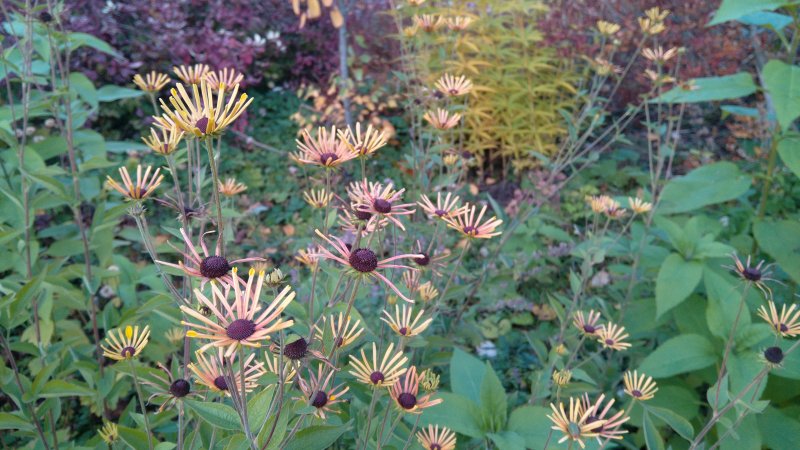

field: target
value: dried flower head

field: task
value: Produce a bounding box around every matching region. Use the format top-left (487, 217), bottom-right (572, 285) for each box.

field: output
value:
top-left (623, 370), bottom-right (658, 400)
top-left (445, 203), bottom-right (503, 239)
top-left (424, 108), bottom-right (462, 130)
top-left (435, 74), bottom-right (473, 97)
top-left (298, 364), bottom-right (349, 419)
top-left (762, 346), bottom-right (785, 367)
top-left (418, 281), bottom-right (439, 302)
top-left (724, 253), bottom-right (777, 299)
top-left (416, 425), bottom-right (456, 450)
top-left (592, 57), bottom-right (622, 76)
top-left (596, 20), bottom-right (620, 36)
top-left (173, 64), bottom-right (210, 85)
top-left (443, 154), bottom-right (460, 167)
top-left (390, 366), bottom-right (442, 413)
top-left (338, 122), bottom-right (388, 158)
top-left (102, 325), bottom-right (150, 361)
top-left (596, 322), bottom-right (631, 351)
top-left (106, 165), bottom-right (164, 200)
top-left (160, 80), bottom-right (252, 138)
top-left (204, 68), bottom-right (244, 92)
top-left (181, 269), bottom-right (296, 357)
top-left (295, 246), bottom-right (321, 269)
top-left (758, 301), bottom-right (800, 338)
top-left (349, 342), bottom-right (408, 388)
top-left (548, 397), bottom-right (606, 448)
top-left (303, 188), bottom-right (334, 208)
top-left (638, 7), bottom-right (669, 35)
top-left (133, 71), bottom-right (170, 92)
top-left (314, 312), bottom-right (364, 349)
top-left (142, 125), bottom-right (184, 156)
top-left (419, 369), bottom-right (440, 391)
top-left (141, 363), bottom-right (200, 412)
top-left (218, 178), bottom-right (247, 196)
top-left (292, 126), bottom-right (357, 168)
top-left (382, 304), bottom-right (433, 337)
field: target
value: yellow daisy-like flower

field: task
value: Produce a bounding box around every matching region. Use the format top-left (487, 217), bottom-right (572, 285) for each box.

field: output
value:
top-left (638, 8), bottom-right (669, 35)
top-left (303, 188), bottom-right (334, 208)
top-left (189, 349), bottom-right (265, 395)
top-left (314, 312), bottom-right (364, 349)
top-left (642, 46), bottom-right (678, 63)
top-left (295, 245), bottom-right (321, 269)
top-left (424, 108), bottom-right (461, 130)
top-left (418, 281), bottom-right (439, 302)
top-left (548, 397), bottom-right (606, 449)
top-left (101, 325), bottom-right (150, 361)
top-left (416, 425), bottom-right (456, 450)
top-left (758, 300), bottom-right (800, 338)
top-left (418, 192), bottom-right (465, 220)
top-left (435, 73), bottom-right (473, 97)
top-left (592, 57), bottom-right (622, 76)
top-left (349, 342), bottom-right (408, 388)
top-left (596, 20), bottom-right (620, 36)
top-left (627, 197), bottom-right (653, 214)
top-left (142, 125), bottom-right (184, 156)
top-left (160, 80), bottom-right (252, 138)
top-left (291, 126), bottom-right (357, 168)
top-left (390, 366), bottom-right (442, 413)
top-left (218, 177), bottom-right (247, 196)
top-left (444, 203), bottom-right (503, 239)
top-left (552, 369), bottom-right (572, 387)
top-left (573, 310), bottom-right (603, 336)
top-left (443, 153), bottom-right (460, 167)
top-left (407, 0), bottom-right (426, 5)
top-left (338, 122), bottom-right (388, 158)
top-left (446, 16), bottom-right (473, 31)
top-left (173, 64), bottom-right (210, 85)
top-left (98, 422), bottom-right (119, 444)
top-left (204, 68), bottom-right (244, 92)
top-left (623, 370), bottom-right (658, 400)
top-left (596, 322), bottom-right (631, 351)
top-left (382, 304), bottom-right (433, 338)
top-left (133, 71), bottom-right (170, 92)
top-left (106, 165), bottom-right (164, 201)
top-left (414, 14), bottom-right (443, 32)
top-left (402, 25), bottom-right (419, 37)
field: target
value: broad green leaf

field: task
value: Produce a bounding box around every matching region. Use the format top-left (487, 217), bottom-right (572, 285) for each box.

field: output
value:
top-left (450, 348), bottom-right (487, 404)
top-left (778, 134), bottom-right (800, 179)
top-left (704, 268), bottom-right (751, 339)
top-left (67, 32), bottom-right (120, 57)
top-left (479, 362), bottom-right (507, 432)
top-left (118, 425), bottom-right (150, 449)
top-left (658, 162), bottom-right (751, 214)
top-left (283, 423), bottom-right (350, 450)
top-left (487, 431), bottom-right (526, 450)
top-left (97, 85), bottom-right (143, 102)
top-left (418, 392), bottom-right (483, 438)
top-left (655, 253), bottom-right (703, 318)
top-left (753, 219), bottom-right (800, 283)
top-left (507, 406), bottom-right (552, 449)
top-left (248, 386), bottom-right (275, 431)
top-left (184, 399), bottom-right (241, 430)
top-left (69, 72), bottom-right (98, 109)
top-left (638, 334), bottom-right (716, 378)
top-left (644, 405), bottom-right (694, 441)
top-left (643, 411), bottom-right (665, 450)
top-left (652, 73), bottom-right (756, 103)
top-left (758, 407), bottom-right (800, 450)
top-left (39, 380), bottom-right (94, 398)
top-left (762, 60), bottom-right (800, 130)
top-left (0, 412), bottom-right (35, 431)
top-left (738, 11), bottom-right (794, 30)
top-left (719, 413), bottom-right (762, 450)
top-left (710, 0), bottom-right (794, 25)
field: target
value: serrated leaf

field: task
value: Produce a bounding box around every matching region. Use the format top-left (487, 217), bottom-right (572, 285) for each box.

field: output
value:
top-left (184, 399), bottom-right (241, 430)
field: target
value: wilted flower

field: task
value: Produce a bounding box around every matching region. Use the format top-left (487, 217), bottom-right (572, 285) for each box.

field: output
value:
top-left (141, 363), bottom-right (199, 412)
top-left (295, 246), bottom-right (321, 269)
top-left (173, 64), bottom-right (210, 85)
top-left (303, 188), bottom-right (334, 208)
top-left (101, 325), bottom-right (150, 361)
top-left (418, 281), bottom-right (439, 302)
top-left (623, 370), bottom-right (658, 400)
top-left (218, 178), bottom-right (247, 196)
top-left (160, 80), bottom-right (252, 138)
top-left (181, 268), bottom-right (296, 357)
top-left (592, 57), bottom-right (622, 76)
top-left (133, 71), bottom-right (170, 92)
top-left (292, 126), bottom-right (357, 168)
top-left (204, 68), bottom-right (244, 92)
top-left (419, 369), bottom-right (440, 391)
top-left (724, 253), bottom-right (776, 299)
top-left (382, 304), bottom-right (433, 337)
top-left (758, 301), bottom-right (800, 338)
top-left (298, 364), bottom-right (349, 419)
top-left (424, 108), bottom-right (461, 130)
top-left (443, 153), bottom-right (460, 167)
top-left (596, 322), bottom-right (631, 351)
top-left (445, 203), bottom-right (503, 239)
top-left (189, 349), bottom-right (265, 395)
top-left (106, 165), bottom-right (164, 200)
top-left (390, 366), bottom-right (442, 413)
top-left (416, 425), bottom-right (456, 450)
top-left (435, 74), bottom-right (473, 97)
top-left (349, 342), bottom-right (408, 388)
top-left (142, 125), bottom-right (184, 156)
top-left (548, 397), bottom-right (606, 448)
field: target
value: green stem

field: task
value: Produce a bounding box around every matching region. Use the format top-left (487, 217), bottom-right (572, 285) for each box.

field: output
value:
top-left (204, 137), bottom-right (225, 255)
top-left (128, 359), bottom-right (154, 450)
top-left (712, 281), bottom-right (751, 412)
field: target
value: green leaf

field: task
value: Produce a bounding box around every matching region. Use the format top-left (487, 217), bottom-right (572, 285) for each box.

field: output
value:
top-left (738, 11), bottom-right (794, 30)
top-left (778, 134), bottom-right (800, 179)
top-left (184, 399), bottom-right (241, 430)
top-left (758, 407), bottom-right (800, 450)
top-left (39, 380), bottom-right (94, 398)
top-left (655, 253), bottom-right (703, 318)
top-left (450, 348), bottom-right (487, 404)
top-left (753, 219), bottom-right (800, 284)
top-left (118, 425), bottom-right (150, 449)
top-left (710, 0), bottom-right (795, 26)
top-left (418, 392), bottom-right (484, 438)
top-left (652, 73), bottom-right (756, 103)
top-left (644, 405), bottom-right (694, 441)
top-left (658, 162), bottom-right (751, 214)
top-left (248, 386), bottom-right (275, 431)
top-left (643, 411), bottom-right (666, 450)
top-left (69, 72), bottom-right (98, 109)
top-left (97, 85), bottom-right (144, 102)
top-left (638, 334), bottom-right (716, 378)
top-left (479, 362), bottom-right (508, 432)
top-left (283, 423), bottom-right (350, 450)
top-left (67, 32), bottom-right (120, 57)
top-left (704, 268), bottom-right (750, 339)
top-left (507, 406), bottom-right (552, 449)
top-left (762, 60), bottom-right (800, 130)
top-left (487, 431), bottom-right (526, 450)
top-left (0, 412), bottom-right (35, 431)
